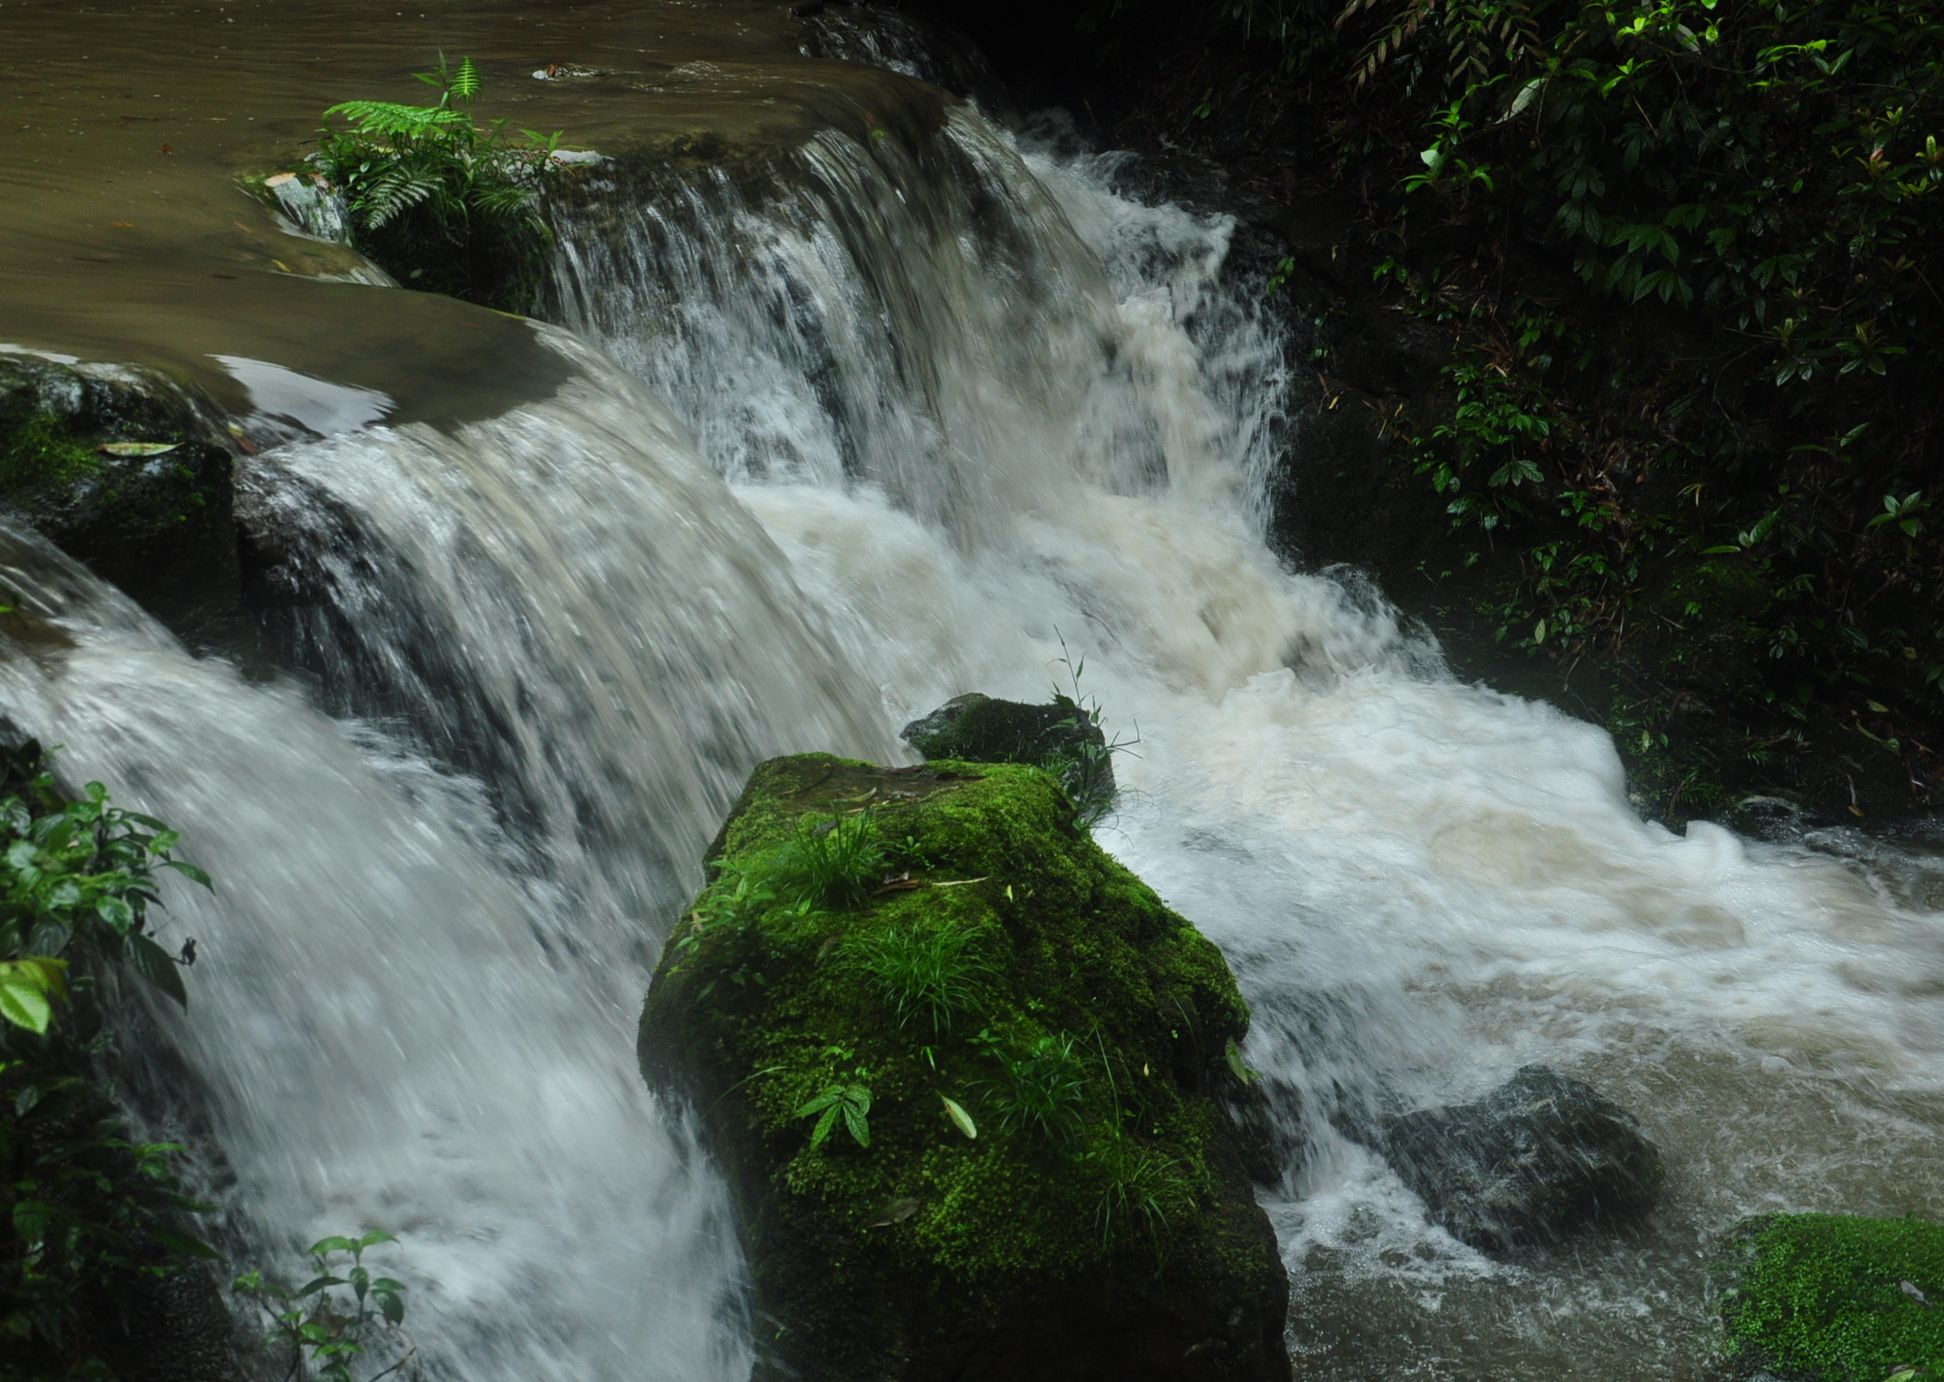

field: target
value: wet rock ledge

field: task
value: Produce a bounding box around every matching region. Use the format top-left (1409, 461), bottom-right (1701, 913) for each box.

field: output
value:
top-left (640, 752), bottom-right (1288, 1381)
top-left (0, 356), bottom-right (237, 625)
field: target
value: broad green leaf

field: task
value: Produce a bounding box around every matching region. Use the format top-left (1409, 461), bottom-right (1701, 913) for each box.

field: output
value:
top-left (376, 1289), bottom-right (405, 1326)
top-left (128, 933), bottom-right (189, 1009)
top-left (0, 961), bottom-right (56, 1033)
top-left (11, 1200), bottom-right (54, 1247)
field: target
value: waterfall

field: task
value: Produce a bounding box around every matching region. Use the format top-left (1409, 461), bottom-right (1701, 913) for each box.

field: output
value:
top-left (2, 24), bottom-right (1940, 1382)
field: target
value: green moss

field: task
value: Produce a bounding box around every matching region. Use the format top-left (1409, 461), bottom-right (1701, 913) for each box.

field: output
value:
top-left (1719, 1212), bottom-right (1944, 1382)
top-left (0, 412), bottom-right (99, 500)
top-left (642, 754), bottom-right (1280, 1379)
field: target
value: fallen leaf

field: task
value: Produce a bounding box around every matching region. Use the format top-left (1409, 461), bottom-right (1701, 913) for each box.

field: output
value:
top-left (159, 143), bottom-right (174, 155)
top-left (99, 441), bottom-right (180, 458)
top-left (864, 1196), bottom-right (922, 1229)
top-left (110, 221), bottom-right (135, 229)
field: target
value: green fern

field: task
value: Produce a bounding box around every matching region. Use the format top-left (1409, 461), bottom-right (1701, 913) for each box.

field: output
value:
top-left (314, 54), bottom-right (566, 309)
top-left (449, 55), bottom-right (481, 101)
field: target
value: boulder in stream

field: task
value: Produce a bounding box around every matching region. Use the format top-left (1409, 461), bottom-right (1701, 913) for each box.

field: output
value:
top-left (902, 691), bottom-right (1116, 818)
top-left (640, 753), bottom-right (1288, 1381)
top-left (1714, 1212), bottom-right (1944, 1381)
top-left (1379, 1064), bottom-right (1663, 1252)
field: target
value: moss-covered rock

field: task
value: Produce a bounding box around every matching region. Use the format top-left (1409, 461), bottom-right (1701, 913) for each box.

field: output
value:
top-left (0, 357), bottom-right (236, 621)
top-left (1716, 1212), bottom-right (1944, 1381)
top-left (640, 753), bottom-right (1288, 1381)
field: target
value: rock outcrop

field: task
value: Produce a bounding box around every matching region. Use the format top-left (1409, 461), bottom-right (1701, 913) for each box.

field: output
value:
top-left (0, 356), bottom-right (237, 626)
top-left (641, 753), bottom-right (1288, 1381)
top-left (902, 692), bottom-right (1116, 817)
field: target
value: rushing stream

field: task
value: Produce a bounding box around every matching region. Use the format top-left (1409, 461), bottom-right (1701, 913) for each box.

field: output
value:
top-left (3, 3), bottom-right (1941, 1379)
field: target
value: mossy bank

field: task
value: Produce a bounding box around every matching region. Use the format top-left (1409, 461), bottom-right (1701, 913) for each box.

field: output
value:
top-left (1716, 1212), bottom-right (1944, 1381)
top-left (639, 753), bottom-right (1288, 1381)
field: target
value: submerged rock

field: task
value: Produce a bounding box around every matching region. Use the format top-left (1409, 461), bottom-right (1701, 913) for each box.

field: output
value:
top-left (1379, 1064), bottom-right (1663, 1252)
top-left (641, 753), bottom-right (1288, 1381)
top-left (1715, 1212), bottom-right (1944, 1381)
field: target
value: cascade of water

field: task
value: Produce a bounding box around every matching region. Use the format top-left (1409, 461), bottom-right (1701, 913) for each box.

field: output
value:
top-left (1, 24), bottom-right (1939, 1380)
top-left (554, 87), bottom-right (1944, 1377)
top-left (0, 328), bottom-right (905, 1381)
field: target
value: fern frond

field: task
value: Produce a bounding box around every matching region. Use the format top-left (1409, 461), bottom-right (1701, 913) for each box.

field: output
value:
top-left (324, 100), bottom-right (466, 137)
top-left (356, 168), bottom-right (441, 230)
top-left (451, 56), bottom-right (481, 102)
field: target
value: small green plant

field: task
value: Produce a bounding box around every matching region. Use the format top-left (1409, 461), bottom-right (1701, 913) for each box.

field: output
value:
top-left (795, 1082), bottom-right (872, 1150)
top-left (980, 1030), bottom-right (1090, 1149)
top-left (841, 919), bottom-right (1000, 1037)
top-left (1089, 1139), bottom-right (1199, 1261)
top-left (1044, 635), bottom-right (1139, 829)
top-left (317, 54), bottom-right (565, 310)
top-left (775, 812), bottom-right (887, 908)
top-left (2, 741), bottom-right (215, 1373)
top-left (1, 739), bottom-right (208, 1033)
top-left (235, 1229), bottom-right (412, 1382)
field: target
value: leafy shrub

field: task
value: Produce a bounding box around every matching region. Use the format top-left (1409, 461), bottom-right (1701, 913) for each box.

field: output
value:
top-left (1, 740), bottom-right (214, 1374)
top-left (795, 1083), bottom-right (873, 1151)
top-left (841, 920), bottom-right (1000, 1037)
top-left (317, 55), bottom-right (565, 310)
top-left (235, 1229), bottom-right (414, 1382)
top-left (1, 739), bottom-right (207, 1034)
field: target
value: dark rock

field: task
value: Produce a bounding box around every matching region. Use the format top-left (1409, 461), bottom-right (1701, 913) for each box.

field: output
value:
top-left (0, 356), bottom-right (239, 638)
top-left (902, 691), bottom-right (1114, 807)
top-left (1378, 1064), bottom-right (1663, 1252)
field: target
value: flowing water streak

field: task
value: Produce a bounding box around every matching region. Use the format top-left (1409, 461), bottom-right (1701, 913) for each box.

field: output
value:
top-left (555, 89), bottom-right (1944, 1376)
top-left (0, 328), bottom-right (913, 1381)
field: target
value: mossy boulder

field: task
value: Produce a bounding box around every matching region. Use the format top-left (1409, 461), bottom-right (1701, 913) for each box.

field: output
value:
top-left (1716, 1212), bottom-right (1944, 1381)
top-left (640, 753), bottom-right (1289, 1382)
top-left (0, 358), bottom-right (236, 622)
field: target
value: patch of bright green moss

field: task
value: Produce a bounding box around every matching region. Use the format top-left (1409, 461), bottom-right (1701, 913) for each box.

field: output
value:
top-left (1719, 1212), bottom-right (1944, 1382)
top-left (642, 754), bottom-right (1277, 1378)
top-left (0, 413), bottom-right (98, 500)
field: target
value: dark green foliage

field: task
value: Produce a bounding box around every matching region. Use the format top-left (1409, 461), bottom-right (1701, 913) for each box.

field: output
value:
top-left (1717, 1212), bottom-right (1944, 1381)
top-left (234, 1229), bottom-right (413, 1382)
top-left (1145, 0), bottom-right (1944, 804)
top-left (317, 55), bottom-right (564, 310)
top-left (2, 741), bottom-right (214, 1378)
top-left (979, 1030), bottom-right (1091, 1147)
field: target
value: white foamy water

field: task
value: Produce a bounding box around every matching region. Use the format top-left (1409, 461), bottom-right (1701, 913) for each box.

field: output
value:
top-left (1, 47), bottom-right (1939, 1382)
